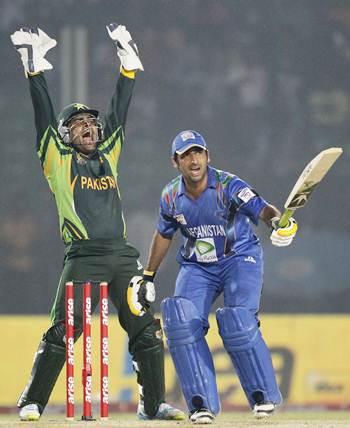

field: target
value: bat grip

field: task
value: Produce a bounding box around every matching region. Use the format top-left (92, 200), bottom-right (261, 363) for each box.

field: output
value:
top-left (278, 209), bottom-right (294, 228)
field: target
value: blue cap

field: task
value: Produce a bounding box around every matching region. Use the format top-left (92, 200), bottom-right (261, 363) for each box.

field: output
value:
top-left (171, 130), bottom-right (207, 157)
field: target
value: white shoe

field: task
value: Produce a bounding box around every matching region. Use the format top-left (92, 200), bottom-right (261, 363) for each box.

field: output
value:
top-left (19, 403), bottom-right (40, 421)
top-left (253, 402), bottom-right (275, 419)
top-left (190, 408), bottom-right (215, 424)
top-left (137, 401), bottom-right (186, 420)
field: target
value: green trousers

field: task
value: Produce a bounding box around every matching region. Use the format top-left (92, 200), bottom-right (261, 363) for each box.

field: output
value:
top-left (18, 239), bottom-right (165, 415)
top-left (51, 239), bottom-right (156, 345)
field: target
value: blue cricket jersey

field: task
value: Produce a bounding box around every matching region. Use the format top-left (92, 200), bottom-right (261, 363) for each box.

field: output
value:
top-left (157, 166), bottom-right (268, 264)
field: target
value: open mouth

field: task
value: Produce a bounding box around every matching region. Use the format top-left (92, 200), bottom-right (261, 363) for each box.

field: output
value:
top-left (189, 167), bottom-right (201, 177)
top-left (81, 129), bottom-right (95, 144)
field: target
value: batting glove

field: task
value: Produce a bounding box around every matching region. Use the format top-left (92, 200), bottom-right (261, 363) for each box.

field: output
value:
top-left (106, 23), bottom-right (144, 71)
top-left (270, 217), bottom-right (298, 247)
top-left (10, 27), bottom-right (57, 75)
top-left (127, 271), bottom-right (155, 316)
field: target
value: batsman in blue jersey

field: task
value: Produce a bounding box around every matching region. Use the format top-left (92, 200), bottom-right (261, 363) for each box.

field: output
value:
top-left (127, 130), bottom-right (298, 424)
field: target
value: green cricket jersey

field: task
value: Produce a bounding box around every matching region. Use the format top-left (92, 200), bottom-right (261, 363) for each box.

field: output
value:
top-left (29, 72), bottom-right (135, 245)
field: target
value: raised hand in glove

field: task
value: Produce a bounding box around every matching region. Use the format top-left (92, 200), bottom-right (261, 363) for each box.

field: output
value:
top-left (127, 271), bottom-right (155, 316)
top-left (10, 27), bottom-right (57, 75)
top-left (106, 23), bottom-right (144, 71)
top-left (270, 217), bottom-right (298, 247)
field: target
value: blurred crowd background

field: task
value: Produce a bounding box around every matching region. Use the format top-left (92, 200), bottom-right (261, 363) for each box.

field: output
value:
top-left (1, 0), bottom-right (349, 314)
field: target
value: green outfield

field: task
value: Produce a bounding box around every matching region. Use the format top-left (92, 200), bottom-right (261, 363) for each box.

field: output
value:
top-left (0, 411), bottom-right (349, 427)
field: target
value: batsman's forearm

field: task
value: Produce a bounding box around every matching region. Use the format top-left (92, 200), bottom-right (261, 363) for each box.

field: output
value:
top-left (259, 204), bottom-right (281, 228)
top-left (145, 231), bottom-right (173, 273)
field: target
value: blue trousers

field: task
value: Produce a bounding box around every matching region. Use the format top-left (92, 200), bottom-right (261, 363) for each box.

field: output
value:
top-left (175, 248), bottom-right (263, 324)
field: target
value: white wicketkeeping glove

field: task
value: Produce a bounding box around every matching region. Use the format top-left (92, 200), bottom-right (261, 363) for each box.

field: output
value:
top-left (10, 27), bottom-right (57, 75)
top-left (106, 23), bottom-right (144, 71)
top-left (127, 275), bottom-right (155, 317)
top-left (270, 217), bottom-right (298, 247)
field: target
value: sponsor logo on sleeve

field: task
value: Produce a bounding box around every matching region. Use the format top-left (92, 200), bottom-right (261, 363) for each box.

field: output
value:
top-left (237, 187), bottom-right (256, 203)
top-left (175, 214), bottom-right (187, 225)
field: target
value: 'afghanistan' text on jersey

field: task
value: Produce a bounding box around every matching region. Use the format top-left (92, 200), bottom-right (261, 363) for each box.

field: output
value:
top-left (157, 166), bottom-right (268, 263)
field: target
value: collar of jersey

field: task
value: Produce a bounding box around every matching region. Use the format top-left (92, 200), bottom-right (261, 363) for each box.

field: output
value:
top-left (178, 166), bottom-right (217, 196)
top-left (74, 149), bottom-right (100, 161)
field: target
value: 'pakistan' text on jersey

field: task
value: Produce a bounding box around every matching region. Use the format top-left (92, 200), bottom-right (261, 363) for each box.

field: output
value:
top-left (157, 166), bottom-right (268, 263)
top-left (29, 72), bottom-right (134, 244)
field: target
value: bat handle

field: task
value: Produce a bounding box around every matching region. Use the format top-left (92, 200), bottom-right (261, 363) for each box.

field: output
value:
top-left (278, 209), bottom-right (294, 228)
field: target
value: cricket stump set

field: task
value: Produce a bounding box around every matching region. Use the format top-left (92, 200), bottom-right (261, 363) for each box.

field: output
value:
top-left (65, 281), bottom-right (109, 421)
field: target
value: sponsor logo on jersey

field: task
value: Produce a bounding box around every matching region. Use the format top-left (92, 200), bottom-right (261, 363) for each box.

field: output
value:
top-left (186, 224), bottom-right (226, 238)
top-left (195, 238), bottom-right (218, 262)
top-left (196, 240), bottom-right (215, 255)
top-left (244, 256), bottom-right (256, 263)
top-left (237, 187), bottom-right (256, 203)
top-left (80, 175), bottom-right (117, 190)
top-left (76, 153), bottom-right (88, 165)
top-left (174, 213), bottom-right (187, 225)
top-left (289, 182), bottom-right (317, 208)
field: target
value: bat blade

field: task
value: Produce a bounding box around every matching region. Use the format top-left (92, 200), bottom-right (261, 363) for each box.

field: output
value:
top-left (278, 147), bottom-right (343, 227)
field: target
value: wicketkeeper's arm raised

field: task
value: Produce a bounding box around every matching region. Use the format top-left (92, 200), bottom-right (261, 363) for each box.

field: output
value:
top-left (29, 74), bottom-right (57, 146)
top-left (10, 27), bottom-right (57, 146)
top-left (106, 23), bottom-right (144, 71)
top-left (103, 23), bottom-right (143, 140)
top-left (10, 27), bottom-right (56, 75)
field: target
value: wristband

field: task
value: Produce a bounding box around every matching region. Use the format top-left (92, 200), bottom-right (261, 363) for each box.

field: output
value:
top-left (143, 270), bottom-right (156, 281)
top-left (121, 66), bottom-right (136, 79)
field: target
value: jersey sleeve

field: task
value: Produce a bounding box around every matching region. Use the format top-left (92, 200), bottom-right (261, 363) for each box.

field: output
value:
top-left (229, 178), bottom-right (268, 225)
top-left (98, 70), bottom-right (135, 172)
top-left (29, 73), bottom-right (57, 146)
top-left (29, 73), bottom-right (71, 179)
top-left (156, 190), bottom-right (179, 239)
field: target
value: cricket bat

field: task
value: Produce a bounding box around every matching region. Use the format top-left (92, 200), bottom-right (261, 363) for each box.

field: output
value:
top-left (278, 147), bottom-right (343, 227)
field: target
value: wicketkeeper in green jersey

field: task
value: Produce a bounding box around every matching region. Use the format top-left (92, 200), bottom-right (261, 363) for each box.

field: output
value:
top-left (10, 24), bottom-right (185, 422)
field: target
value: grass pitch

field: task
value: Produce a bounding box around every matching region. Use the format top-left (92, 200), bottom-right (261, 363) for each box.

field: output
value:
top-left (0, 411), bottom-right (349, 427)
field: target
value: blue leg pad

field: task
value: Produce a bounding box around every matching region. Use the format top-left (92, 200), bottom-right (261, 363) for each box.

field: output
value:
top-left (216, 307), bottom-right (282, 407)
top-left (161, 297), bottom-right (220, 414)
